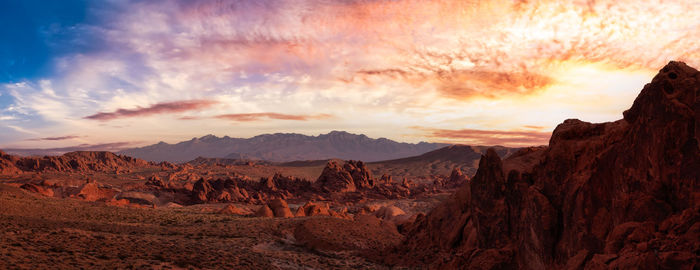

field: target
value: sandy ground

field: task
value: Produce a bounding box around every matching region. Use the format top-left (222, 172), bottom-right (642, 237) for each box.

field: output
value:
top-left (0, 184), bottom-right (401, 269)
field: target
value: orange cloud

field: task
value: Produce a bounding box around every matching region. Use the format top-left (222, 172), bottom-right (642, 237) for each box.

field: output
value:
top-left (85, 100), bottom-right (218, 121)
top-left (213, 113), bottom-right (333, 122)
top-left (417, 127), bottom-right (551, 146)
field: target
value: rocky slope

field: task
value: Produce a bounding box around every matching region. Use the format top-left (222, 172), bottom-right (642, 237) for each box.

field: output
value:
top-left (0, 151), bottom-right (152, 174)
top-left (388, 61), bottom-right (699, 269)
top-left (119, 131), bottom-right (448, 163)
top-left (369, 145), bottom-right (520, 182)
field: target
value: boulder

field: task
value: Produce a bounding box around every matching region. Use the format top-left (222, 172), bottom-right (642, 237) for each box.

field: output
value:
top-left (267, 198), bottom-right (294, 218)
top-left (255, 205), bottom-right (274, 218)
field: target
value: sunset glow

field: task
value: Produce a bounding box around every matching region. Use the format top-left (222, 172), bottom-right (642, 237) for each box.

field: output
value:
top-left (1, 0), bottom-right (698, 148)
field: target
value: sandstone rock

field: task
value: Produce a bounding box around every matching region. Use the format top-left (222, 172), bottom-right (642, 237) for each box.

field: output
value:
top-left (315, 160), bottom-right (374, 193)
top-left (374, 205), bottom-right (407, 222)
top-left (389, 61), bottom-right (700, 269)
top-left (192, 178), bottom-right (212, 203)
top-left (255, 205), bottom-right (274, 218)
top-left (145, 175), bottom-right (166, 188)
top-left (267, 198), bottom-right (293, 218)
top-left (75, 182), bottom-right (101, 202)
top-left (296, 201), bottom-right (331, 217)
top-left (19, 183), bottom-right (54, 197)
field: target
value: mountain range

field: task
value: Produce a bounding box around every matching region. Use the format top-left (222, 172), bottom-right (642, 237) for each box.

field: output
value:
top-left (118, 131), bottom-right (450, 163)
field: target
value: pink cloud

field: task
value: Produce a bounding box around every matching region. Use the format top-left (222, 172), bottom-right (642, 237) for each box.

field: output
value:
top-left (85, 100), bottom-right (218, 121)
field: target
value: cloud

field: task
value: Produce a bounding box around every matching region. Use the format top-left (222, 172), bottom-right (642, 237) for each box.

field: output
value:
top-left (213, 113), bottom-right (333, 122)
top-left (84, 100), bottom-right (218, 121)
top-left (353, 68), bottom-right (554, 99)
top-left (2, 0), bottom-right (699, 148)
top-left (417, 127), bottom-right (551, 146)
top-left (26, 135), bottom-right (82, 141)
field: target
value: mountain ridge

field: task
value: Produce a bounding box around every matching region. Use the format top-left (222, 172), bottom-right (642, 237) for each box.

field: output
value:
top-left (118, 131), bottom-right (449, 163)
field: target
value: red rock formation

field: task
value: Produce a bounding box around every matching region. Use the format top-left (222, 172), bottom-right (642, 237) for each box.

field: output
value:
top-left (295, 201), bottom-right (331, 217)
top-left (0, 151), bottom-right (153, 174)
top-left (0, 151), bottom-right (21, 175)
top-left (446, 167), bottom-right (468, 188)
top-left (192, 178), bottom-right (213, 203)
top-left (374, 205), bottom-right (408, 223)
top-left (267, 198), bottom-right (294, 218)
top-left (315, 160), bottom-right (374, 193)
top-left (145, 175), bottom-right (166, 188)
top-left (389, 61), bottom-right (700, 269)
top-left (255, 205), bottom-right (274, 218)
top-left (19, 183), bottom-right (54, 197)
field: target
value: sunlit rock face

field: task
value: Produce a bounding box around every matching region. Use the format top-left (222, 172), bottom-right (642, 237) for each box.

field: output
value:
top-left (389, 61), bottom-right (700, 269)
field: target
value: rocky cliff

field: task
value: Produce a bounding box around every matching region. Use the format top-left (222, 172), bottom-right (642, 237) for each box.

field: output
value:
top-left (389, 61), bottom-right (699, 269)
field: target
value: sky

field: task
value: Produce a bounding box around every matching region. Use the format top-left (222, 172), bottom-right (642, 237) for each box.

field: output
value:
top-left (1, 0), bottom-right (699, 150)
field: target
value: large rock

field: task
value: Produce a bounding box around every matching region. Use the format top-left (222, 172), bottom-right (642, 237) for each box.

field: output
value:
top-left (267, 198), bottom-right (294, 218)
top-left (390, 61), bottom-right (700, 269)
top-left (20, 183), bottom-right (54, 197)
top-left (315, 160), bottom-right (374, 193)
top-left (0, 151), bottom-right (21, 175)
top-left (255, 205), bottom-right (274, 218)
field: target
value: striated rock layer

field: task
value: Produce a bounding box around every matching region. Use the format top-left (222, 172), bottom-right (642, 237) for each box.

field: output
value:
top-left (389, 61), bottom-right (700, 269)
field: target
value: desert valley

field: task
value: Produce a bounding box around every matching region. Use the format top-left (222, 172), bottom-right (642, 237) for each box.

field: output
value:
top-left (2, 0), bottom-right (700, 269)
top-left (1, 62), bottom-right (698, 269)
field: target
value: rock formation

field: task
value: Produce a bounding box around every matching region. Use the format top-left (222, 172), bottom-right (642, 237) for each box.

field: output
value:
top-left (254, 198), bottom-right (293, 218)
top-left (374, 205), bottom-right (408, 222)
top-left (315, 160), bottom-right (374, 193)
top-left (267, 198), bottom-right (294, 218)
top-left (0, 151), bottom-right (152, 174)
top-left (0, 151), bottom-right (21, 175)
top-left (295, 201), bottom-right (331, 217)
top-left (389, 61), bottom-right (700, 269)
top-left (255, 205), bottom-right (274, 217)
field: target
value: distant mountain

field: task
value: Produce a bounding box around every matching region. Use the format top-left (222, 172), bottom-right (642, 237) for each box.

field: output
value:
top-left (118, 131), bottom-right (449, 163)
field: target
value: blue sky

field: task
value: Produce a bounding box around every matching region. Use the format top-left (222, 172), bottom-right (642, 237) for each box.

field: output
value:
top-left (0, 0), bottom-right (697, 151)
top-left (0, 0), bottom-right (90, 81)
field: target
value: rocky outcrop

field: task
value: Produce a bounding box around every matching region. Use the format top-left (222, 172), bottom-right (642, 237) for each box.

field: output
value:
top-left (0, 151), bottom-right (153, 174)
top-left (255, 205), bottom-right (274, 217)
top-left (315, 160), bottom-right (374, 193)
top-left (389, 61), bottom-right (700, 269)
top-left (267, 198), bottom-right (294, 218)
top-left (0, 151), bottom-right (21, 175)
top-left (374, 205), bottom-right (408, 223)
top-left (189, 174), bottom-right (312, 204)
top-left (253, 198), bottom-right (293, 218)
top-left (295, 201), bottom-right (331, 217)
top-left (19, 183), bottom-right (54, 197)
top-left (294, 201), bottom-right (349, 219)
